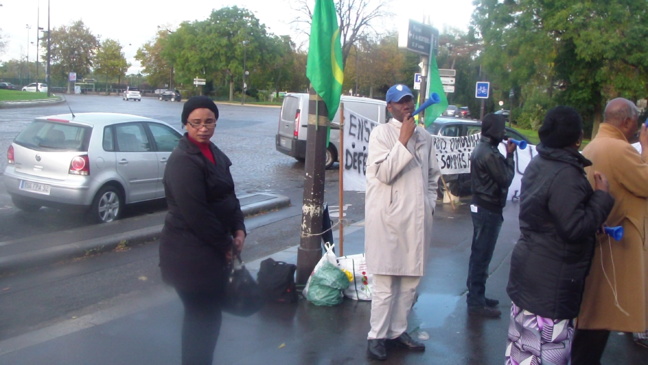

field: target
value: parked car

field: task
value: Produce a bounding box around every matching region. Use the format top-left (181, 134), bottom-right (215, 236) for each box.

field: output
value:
top-left (123, 87), bottom-right (141, 101)
top-left (4, 113), bottom-right (182, 223)
top-left (494, 109), bottom-right (510, 123)
top-left (443, 104), bottom-right (459, 117)
top-left (426, 117), bottom-right (531, 196)
top-left (276, 93), bottom-right (387, 169)
top-left (458, 106), bottom-right (471, 118)
top-left (0, 82), bottom-right (17, 90)
top-left (21, 82), bottom-right (48, 93)
top-left (158, 89), bottom-right (181, 102)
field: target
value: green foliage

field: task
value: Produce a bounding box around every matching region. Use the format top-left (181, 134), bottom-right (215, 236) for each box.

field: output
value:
top-left (473, 0), bottom-right (648, 136)
top-left (49, 20), bottom-right (99, 84)
top-left (94, 39), bottom-right (129, 88)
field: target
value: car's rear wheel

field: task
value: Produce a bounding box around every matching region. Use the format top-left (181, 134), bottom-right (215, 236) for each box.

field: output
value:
top-left (11, 196), bottom-right (41, 212)
top-left (89, 185), bottom-right (123, 223)
top-left (325, 145), bottom-right (338, 169)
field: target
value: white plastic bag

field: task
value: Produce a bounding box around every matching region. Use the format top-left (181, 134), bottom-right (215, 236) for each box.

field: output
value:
top-left (337, 253), bottom-right (372, 301)
top-left (302, 242), bottom-right (337, 298)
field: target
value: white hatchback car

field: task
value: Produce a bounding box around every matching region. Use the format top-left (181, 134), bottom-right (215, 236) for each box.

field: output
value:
top-left (4, 113), bottom-right (182, 223)
top-left (22, 82), bottom-right (48, 93)
top-left (123, 87), bottom-right (142, 101)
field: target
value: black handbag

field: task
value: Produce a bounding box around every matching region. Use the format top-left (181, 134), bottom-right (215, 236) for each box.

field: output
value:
top-left (222, 254), bottom-right (265, 317)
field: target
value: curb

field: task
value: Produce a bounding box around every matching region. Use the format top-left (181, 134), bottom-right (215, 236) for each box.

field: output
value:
top-left (0, 193), bottom-right (290, 275)
top-left (0, 96), bottom-right (66, 109)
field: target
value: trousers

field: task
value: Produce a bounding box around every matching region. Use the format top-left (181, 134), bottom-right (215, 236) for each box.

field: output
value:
top-left (176, 289), bottom-right (223, 365)
top-left (467, 206), bottom-right (503, 307)
top-left (368, 274), bottom-right (421, 340)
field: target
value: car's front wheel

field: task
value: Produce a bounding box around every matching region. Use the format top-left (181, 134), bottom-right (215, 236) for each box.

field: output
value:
top-left (325, 145), bottom-right (338, 169)
top-left (89, 185), bottom-right (123, 223)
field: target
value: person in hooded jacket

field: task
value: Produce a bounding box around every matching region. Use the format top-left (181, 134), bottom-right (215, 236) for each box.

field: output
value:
top-left (159, 96), bottom-right (246, 365)
top-left (466, 113), bottom-right (516, 318)
top-left (505, 106), bottom-right (614, 365)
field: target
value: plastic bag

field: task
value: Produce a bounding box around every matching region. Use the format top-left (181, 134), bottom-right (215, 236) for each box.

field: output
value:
top-left (302, 242), bottom-right (337, 298)
top-left (305, 261), bottom-right (350, 306)
top-left (337, 253), bottom-right (372, 301)
top-left (222, 254), bottom-right (265, 317)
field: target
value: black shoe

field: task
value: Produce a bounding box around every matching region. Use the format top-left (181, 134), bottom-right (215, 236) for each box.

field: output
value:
top-left (468, 305), bottom-right (502, 318)
top-left (387, 332), bottom-right (426, 351)
top-left (367, 339), bottom-right (387, 361)
top-left (485, 297), bottom-right (500, 307)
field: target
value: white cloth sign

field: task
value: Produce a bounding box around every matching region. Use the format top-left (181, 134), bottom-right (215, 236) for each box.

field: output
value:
top-left (342, 108), bottom-right (379, 191)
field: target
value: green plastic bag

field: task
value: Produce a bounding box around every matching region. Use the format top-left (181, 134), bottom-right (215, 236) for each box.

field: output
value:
top-left (306, 261), bottom-right (350, 306)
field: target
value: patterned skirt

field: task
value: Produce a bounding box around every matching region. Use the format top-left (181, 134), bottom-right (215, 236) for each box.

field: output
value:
top-left (505, 302), bottom-right (574, 365)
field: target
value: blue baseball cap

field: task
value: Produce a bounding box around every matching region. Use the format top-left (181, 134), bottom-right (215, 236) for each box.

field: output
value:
top-left (386, 84), bottom-right (414, 103)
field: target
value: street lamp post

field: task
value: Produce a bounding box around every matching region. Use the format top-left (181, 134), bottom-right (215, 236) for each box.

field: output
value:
top-left (26, 24), bottom-right (31, 86)
top-left (242, 40), bottom-right (248, 105)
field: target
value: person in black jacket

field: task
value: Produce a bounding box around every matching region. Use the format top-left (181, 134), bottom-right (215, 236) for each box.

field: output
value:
top-left (505, 106), bottom-right (613, 364)
top-left (159, 96), bottom-right (246, 365)
top-left (466, 113), bottom-right (516, 318)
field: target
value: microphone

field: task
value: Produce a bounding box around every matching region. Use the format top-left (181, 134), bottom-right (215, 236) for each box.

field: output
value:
top-left (412, 93), bottom-right (441, 117)
top-left (508, 138), bottom-right (527, 150)
top-left (604, 226), bottom-right (623, 241)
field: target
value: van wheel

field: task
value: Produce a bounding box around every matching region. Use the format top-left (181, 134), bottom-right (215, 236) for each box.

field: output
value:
top-left (12, 196), bottom-right (41, 212)
top-left (89, 186), bottom-right (123, 223)
top-left (325, 145), bottom-right (337, 169)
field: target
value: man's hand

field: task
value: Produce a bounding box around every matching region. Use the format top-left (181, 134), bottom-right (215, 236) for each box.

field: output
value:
top-left (640, 124), bottom-right (648, 154)
top-left (593, 171), bottom-right (609, 193)
top-left (398, 113), bottom-right (416, 146)
top-left (506, 140), bottom-right (517, 155)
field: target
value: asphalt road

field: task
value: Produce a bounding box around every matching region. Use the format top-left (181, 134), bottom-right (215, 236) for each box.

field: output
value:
top-left (0, 94), bottom-right (364, 340)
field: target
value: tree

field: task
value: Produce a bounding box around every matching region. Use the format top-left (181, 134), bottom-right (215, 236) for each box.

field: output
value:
top-left (162, 7), bottom-right (271, 100)
top-left (294, 0), bottom-right (393, 65)
top-left (94, 39), bottom-right (129, 92)
top-left (49, 20), bottom-right (99, 87)
top-left (473, 0), bottom-right (648, 135)
top-left (136, 29), bottom-right (174, 90)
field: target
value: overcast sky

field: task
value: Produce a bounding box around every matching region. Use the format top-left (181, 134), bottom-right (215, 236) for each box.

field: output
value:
top-left (0, 0), bottom-right (475, 74)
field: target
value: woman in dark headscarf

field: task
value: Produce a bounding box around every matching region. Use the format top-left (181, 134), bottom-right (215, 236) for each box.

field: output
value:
top-left (505, 106), bottom-right (614, 364)
top-left (159, 96), bottom-right (246, 365)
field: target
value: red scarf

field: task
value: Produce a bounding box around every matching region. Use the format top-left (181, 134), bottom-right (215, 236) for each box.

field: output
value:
top-left (188, 136), bottom-right (215, 164)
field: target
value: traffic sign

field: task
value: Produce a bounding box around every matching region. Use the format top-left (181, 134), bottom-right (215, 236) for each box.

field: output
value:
top-left (475, 81), bottom-right (490, 99)
top-left (398, 20), bottom-right (438, 56)
top-left (440, 77), bottom-right (455, 85)
top-left (438, 69), bottom-right (456, 77)
top-left (443, 85), bottom-right (455, 93)
top-left (193, 78), bottom-right (206, 86)
top-left (413, 73), bottom-right (422, 90)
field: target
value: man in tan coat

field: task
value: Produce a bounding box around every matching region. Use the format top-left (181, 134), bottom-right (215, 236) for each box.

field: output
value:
top-left (572, 97), bottom-right (648, 364)
top-left (365, 84), bottom-right (441, 361)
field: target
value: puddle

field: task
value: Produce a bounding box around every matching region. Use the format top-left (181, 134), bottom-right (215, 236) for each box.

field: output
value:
top-left (410, 293), bottom-right (461, 329)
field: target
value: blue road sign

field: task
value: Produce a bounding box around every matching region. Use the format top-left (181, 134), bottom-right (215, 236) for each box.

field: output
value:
top-left (475, 81), bottom-right (490, 99)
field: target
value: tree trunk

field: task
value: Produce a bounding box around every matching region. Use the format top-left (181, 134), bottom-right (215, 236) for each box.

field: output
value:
top-left (229, 80), bottom-right (234, 101)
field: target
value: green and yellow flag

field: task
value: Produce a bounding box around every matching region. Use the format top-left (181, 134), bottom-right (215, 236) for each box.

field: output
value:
top-left (306, 0), bottom-right (344, 121)
top-left (425, 54), bottom-right (448, 126)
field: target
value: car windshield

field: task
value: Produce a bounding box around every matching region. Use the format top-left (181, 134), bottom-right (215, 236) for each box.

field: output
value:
top-left (14, 120), bottom-right (91, 151)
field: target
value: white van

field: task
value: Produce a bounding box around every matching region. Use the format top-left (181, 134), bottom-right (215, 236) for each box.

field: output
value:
top-left (275, 93), bottom-right (387, 168)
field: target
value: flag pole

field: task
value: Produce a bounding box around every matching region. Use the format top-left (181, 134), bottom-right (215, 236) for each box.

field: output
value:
top-left (338, 103), bottom-right (345, 256)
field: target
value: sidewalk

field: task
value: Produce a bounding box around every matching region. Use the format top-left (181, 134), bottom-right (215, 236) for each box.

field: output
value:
top-left (0, 192), bottom-right (290, 275)
top-left (0, 202), bottom-right (645, 364)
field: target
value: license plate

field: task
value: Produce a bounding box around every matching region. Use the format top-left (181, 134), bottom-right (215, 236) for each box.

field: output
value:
top-left (19, 180), bottom-right (51, 195)
top-left (280, 137), bottom-right (292, 149)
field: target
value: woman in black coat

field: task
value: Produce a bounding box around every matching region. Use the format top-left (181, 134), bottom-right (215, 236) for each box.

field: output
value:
top-left (505, 106), bottom-right (614, 365)
top-left (159, 96), bottom-right (246, 365)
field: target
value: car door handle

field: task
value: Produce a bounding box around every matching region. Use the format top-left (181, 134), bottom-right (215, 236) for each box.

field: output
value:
top-left (159, 157), bottom-right (168, 164)
top-left (118, 159), bottom-right (129, 165)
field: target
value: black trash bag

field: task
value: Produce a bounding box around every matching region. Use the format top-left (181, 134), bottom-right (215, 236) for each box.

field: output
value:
top-left (257, 258), bottom-right (298, 303)
top-left (222, 254), bottom-right (265, 317)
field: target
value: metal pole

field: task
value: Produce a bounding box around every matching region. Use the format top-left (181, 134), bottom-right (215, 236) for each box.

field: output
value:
top-left (46, 0), bottom-right (50, 97)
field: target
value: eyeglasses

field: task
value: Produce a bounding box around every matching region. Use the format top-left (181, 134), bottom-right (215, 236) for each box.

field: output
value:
top-left (186, 120), bottom-right (217, 129)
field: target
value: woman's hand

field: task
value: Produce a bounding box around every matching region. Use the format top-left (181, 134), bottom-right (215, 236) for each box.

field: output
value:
top-left (226, 230), bottom-right (246, 262)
